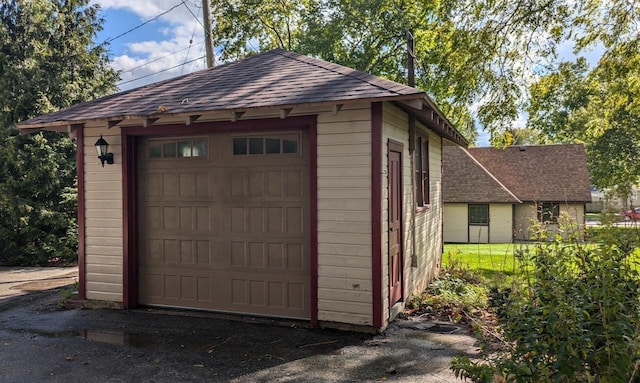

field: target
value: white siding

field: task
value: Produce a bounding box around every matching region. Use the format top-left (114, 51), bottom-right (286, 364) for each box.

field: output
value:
top-left (444, 204), bottom-right (469, 242)
top-left (445, 203), bottom-right (514, 243)
top-left (561, 203), bottom-right (586, 228)
top-left (381, 103), bottom-right (442, 325)
top-left (83, 125), bottom-right (123, 302)
top-left (316, 103), bottom-right (373, 326)
top-left (413, 125), bottom-right (443, 290)
top-left (469, 226), bottom-right (489, 243)
top-left (514, 204), bottom-right (535, 241)
top-left (489, 204), bottom-right (513, 243)
top-left (514, 202), bottom-right (585, 241)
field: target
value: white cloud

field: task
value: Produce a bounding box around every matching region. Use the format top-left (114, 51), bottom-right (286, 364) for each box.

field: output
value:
top-left (93, 0), bottom-right (211, 90)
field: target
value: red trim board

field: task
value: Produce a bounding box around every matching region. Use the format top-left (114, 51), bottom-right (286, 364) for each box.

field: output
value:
top-left (371, 102), bottom-right (383, 328)
top-left (76, 127), bottom-right (86, 300)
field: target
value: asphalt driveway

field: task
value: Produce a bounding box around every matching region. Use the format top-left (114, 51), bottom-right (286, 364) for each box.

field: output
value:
top-left (0, 270), bottom-right (479, 383)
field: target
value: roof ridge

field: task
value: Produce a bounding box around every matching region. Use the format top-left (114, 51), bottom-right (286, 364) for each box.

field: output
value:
top-left (462, 148), bottom-right (522, 203)
top-left (270, 49), bottom-right (424, 98)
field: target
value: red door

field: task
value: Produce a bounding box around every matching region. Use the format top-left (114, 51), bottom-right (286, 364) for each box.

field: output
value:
top-left (388, 144), bottom-right (403, 305)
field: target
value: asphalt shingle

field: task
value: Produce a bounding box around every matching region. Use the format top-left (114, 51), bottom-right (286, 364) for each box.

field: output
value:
top-left (18, 49), bottom-right (425, 128)
top-left (443, 144), bottom-right (592, 203)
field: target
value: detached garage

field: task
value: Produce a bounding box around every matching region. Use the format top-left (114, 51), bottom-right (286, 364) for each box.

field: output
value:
top-left (18, 49), bottom-right (467, 331)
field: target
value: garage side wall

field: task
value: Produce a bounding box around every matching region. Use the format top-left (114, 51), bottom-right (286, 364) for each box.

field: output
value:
top-left (412, 124), bottom-right (443, 292)
top-left (381, 103), bottom-right (443, 325)
top-left (82, 125), bottom-right (124, 302)
top-left (316, 104), bottom-right (373, 326)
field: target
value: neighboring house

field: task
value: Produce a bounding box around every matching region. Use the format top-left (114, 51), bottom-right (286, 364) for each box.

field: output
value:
top-left (17, 49), bottom-right (467, 331)
top-left (588, 185), bottom-right (640, 213)
top-left (442, 144), bottom-right (591, 243)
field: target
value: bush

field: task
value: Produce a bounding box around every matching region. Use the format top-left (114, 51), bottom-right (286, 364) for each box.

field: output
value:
top-left (452, 224), bottom-right (640, 382)
top-left (586, 225), bottom-right (640, 254)
top-left (0, 131), bottom-right (78, 266)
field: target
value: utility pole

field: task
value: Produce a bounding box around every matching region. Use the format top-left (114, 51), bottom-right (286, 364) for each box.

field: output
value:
top-left (406, 30), bottom-right (415, 88)
top-left (202, 0), bottom-right (215, 68)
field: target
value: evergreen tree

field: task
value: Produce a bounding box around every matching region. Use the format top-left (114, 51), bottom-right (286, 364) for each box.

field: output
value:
top-left (0, 0), bottom-right (117, 265)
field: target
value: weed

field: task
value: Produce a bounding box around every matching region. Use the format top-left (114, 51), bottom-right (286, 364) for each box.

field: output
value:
top-left (451, 222), bottom-right (640, 383)
top-left (57, 280), bottom-right (78, 309)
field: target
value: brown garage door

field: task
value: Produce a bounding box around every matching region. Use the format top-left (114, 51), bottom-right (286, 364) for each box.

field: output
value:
top-left (137, 131), bottom-right (310, 319)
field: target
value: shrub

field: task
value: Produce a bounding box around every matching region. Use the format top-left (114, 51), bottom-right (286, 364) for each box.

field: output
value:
top-left (452, 224), bottom-right (640, 382)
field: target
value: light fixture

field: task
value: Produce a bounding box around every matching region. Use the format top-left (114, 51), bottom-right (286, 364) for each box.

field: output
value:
top-left (95, 135), bottom-right (114, 167)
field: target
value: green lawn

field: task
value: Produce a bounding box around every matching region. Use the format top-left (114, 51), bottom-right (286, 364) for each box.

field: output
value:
top-left (444, 241), bottom-right (640, 281)
top-left (585, 212), bottom-right (600, 221)
top-left (442, 243), bottom-right (527, 279)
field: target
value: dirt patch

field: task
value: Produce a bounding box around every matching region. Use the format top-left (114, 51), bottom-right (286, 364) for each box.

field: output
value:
top-left (10, 276), bottom-right (77, 292)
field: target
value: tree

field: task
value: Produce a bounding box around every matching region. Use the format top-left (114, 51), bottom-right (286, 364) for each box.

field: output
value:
top-left (527, 41), bottom-right (640, 195)
top-left (523, 0), bottom-right (640, 194)
top-left (491, 128), bottom-right (547, 147)
top-left (0, 0), bottom-right (117, 265)
top-left (210, 0), bottom-right (578, 144)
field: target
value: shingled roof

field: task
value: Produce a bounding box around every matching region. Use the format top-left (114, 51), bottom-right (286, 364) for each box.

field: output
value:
top-left (16, 49), bottom-right (467, 145)
top-left (443, 146), bottom-right (521, 203)
top-left (443, 144), bottom-right (592, 203)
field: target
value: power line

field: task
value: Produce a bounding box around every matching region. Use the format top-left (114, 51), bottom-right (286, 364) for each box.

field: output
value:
top-left (181, 0), bottom-right (204, 29)
top-left (117, 55), bottom-right (205, 87)
top-left (125, 42), bottom-right (202, 73)
top-left (102, 2), bottom-right (184, 44)
top-left (191, 42), bottom-right (206, 72)
top-left (181, 2), bottom-right (200, 74)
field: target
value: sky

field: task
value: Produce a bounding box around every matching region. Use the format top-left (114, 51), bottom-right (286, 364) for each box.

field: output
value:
top-left (92, 0), bottom-right (603, 147)
top-left (93, 0), bottom-right (211, 91)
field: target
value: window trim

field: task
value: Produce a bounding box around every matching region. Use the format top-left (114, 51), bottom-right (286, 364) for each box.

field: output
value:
top-left (148, 137), bottom-right (208, 159)
top-left (468, 204), bottom-right (489, 226)
top-left (231, 133), bottom-right (301, 156)
top-left (415, 131), bottom-right (430, 211)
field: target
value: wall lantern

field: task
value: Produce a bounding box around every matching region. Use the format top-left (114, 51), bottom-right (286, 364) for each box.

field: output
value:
top-left (95, 135), bottom-right (114, 167)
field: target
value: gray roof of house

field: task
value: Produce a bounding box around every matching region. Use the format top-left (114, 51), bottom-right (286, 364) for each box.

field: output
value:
top-left (16, 49), bottom-right (467, 145)
top-left (443, 144), bottom-right (592, 203)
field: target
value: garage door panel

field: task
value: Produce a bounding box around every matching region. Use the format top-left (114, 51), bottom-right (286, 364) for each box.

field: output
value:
top-left (230, 241), bottom-right (247, 267)
top-left (285, 170), bottom-right (304, 197)
top-left (140, 205), bottom-right (215, 234)
top-left (266, 171), bottom-right (283, 196)
top-left (223, 168), bottom-right (307, 199)
top-left (220, 204), bottom-right (306, 235)
top-left (229, 278), bottom-right (307, 310)
top-left (162, 206), bottom-right (179, 230)
top-left (179, 240), bottom-right (194, 264)
top-left (179, 173), bottom-right (196, 197)
top-left (287, 243), bottom-right (305, 270)
top-left (162, 174), bottom-right (179, 197)
top-left (218, 240), bottom-right (307, 270)
top-left (249, 172), bottom-right (265, 196)
top-left (141, 270), bottom-right (309, 316)
top-left (138, 132), bottom-right (310, 319)
top-left (179, 207), bottom-right (193, 231)
top-left (144, 173), bottom-right (162, 197)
